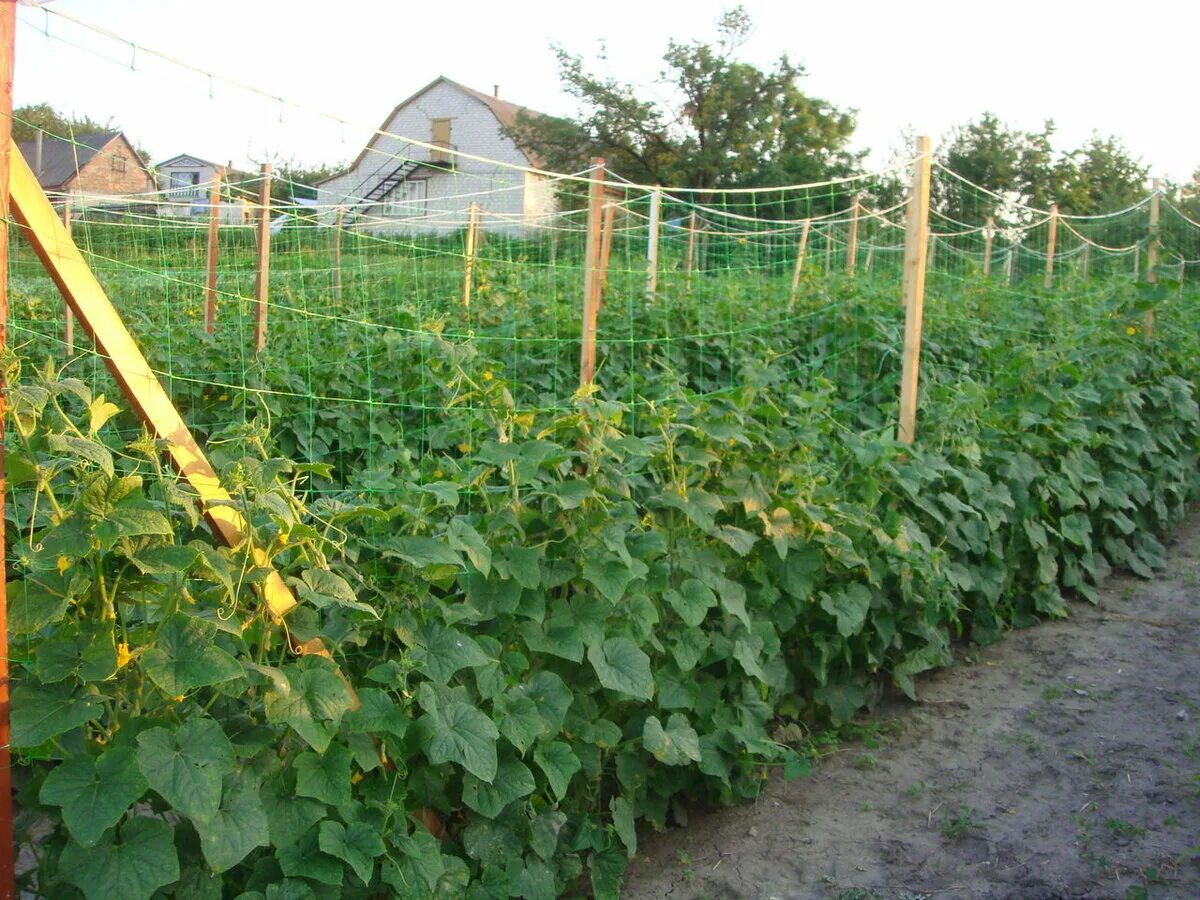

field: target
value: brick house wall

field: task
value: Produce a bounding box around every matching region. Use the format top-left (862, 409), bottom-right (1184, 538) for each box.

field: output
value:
top-left (68, 135), bottom-right (154, 199)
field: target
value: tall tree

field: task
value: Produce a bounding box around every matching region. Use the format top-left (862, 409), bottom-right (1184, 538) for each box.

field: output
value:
top-left (1054, 134), bottom-right (1148, 215)
top-left (507, 7), bottom-right (860, 203)
top-left (12, 102), bottom-right (114, 143)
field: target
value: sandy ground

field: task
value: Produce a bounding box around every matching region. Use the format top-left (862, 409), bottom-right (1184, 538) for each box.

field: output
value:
top-left (623, 519), bottom-right (1200, 900)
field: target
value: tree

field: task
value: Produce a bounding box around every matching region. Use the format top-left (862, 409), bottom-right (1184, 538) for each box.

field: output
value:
top-left (13, 102), bottom-right (115, 143)
top-left (1054, 134), bottom-right (1148, 216)
top-left (507, 6), bottom-right (861, 206)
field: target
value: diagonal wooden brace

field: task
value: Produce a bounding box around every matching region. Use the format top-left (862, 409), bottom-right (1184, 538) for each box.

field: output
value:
top-left (7, 141), bottom-right (298, 620)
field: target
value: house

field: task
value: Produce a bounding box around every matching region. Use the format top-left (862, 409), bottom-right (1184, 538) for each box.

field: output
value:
top-left (315, 76), bottom-right (557, 234)
top-left (17, 131), bottom-right (155, 207)
top-left (155, 154), bottom-right (254, 224)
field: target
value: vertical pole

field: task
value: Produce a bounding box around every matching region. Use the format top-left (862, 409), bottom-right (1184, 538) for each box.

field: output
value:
top-left (645, 188), bottom-right (661, 303)
top-left (253, 162), bottom-right (272, 353)
top-left (0, 3), bottom-right (16, 896)
top-left (685, 210), bottom-right (697, 291)
top-left (1081, 243), bottom-right (1090, 279)
top-left (983, 216), bottom-right (994, 276)
top-left (1145, 179), bottom-right (1160, 337)
top-left (897, 135), bottom-right (932, 446)
top-left (926, 233), bottom-right (936, 272)
top-left (204, 170), bottom-right (221, 334)
top-left (864, 245), bottom-right (874, 273)
top-left (1006, 247), bottom-right (1015, 285)
top-left (63, 198), bottom-right (74, 353)
top-left (1133, 246), bottom-right (1140, 278)
top-left (788, 219), bottom-right (811, 311)
top-left (824, 227), bottom-right (832, 274)
top-left (1043, 203), bottom-right (1058, 289)
top-left (461, 201), bottom-right (479, 309)
top-left (598, 201), bottom-right (616, 302)
top-left (579, 157), bottom-right (605, 388)
top-left (846, 194), bottom-right (860, 275)
top-left (333, 205), bottom-right (344, 301)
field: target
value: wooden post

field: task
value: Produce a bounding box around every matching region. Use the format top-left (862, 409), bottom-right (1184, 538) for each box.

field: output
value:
top-left (788, 219), bottom-right (811, 311)
top-left (897, 135), bottom-right (932, 446)
top-left (926, 233), bottom-right (936, 272)
top-left (253, 162), bottom-right (271, 352)
top-left (864, 245), bottom-right (874, 273)
top-left (204, 170), bottom-right (221, 334)
top-left (824, 227), bottom-right (832, 274)
top-left (598, 201), bottom-right (616, 300)
top-left (579, 157), bottom-right (605, 388)
top-left (1043, 204), bottom-right (1058, 289)
top-left (846, 194), bottom-right (860, 275)
top-left (333, 205), bottom-right (344, 301)
top-left (1081, 243), bottom-right (1090, 279)
top-left (645, 188), bottom-right (661, 302)
top-left (685, 210), bottom-right (697, 291)
top-left (0, 4), bottom-right (18, 896)
top-left (461, 201), bottom-right (480, 308)
top-left (1006, 248), bottom-right (1015, 285)
top-left (1145, 179), bottom-right (1160, 337)
top-left (1133, 246), bottom-right (1140, 278)
top-left (63, 197), bottom-right (74, 353)
top-left (983, 216), bottom-right (994, 276)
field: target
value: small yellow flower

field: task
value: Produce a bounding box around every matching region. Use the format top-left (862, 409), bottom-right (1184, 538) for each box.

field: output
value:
top-left (173, 694), bottom-right (186, 704)
top-left (218, 394), bottom-right (229, 401)
top-left (1126, 326), bottom-right (1137, 336)
top-left (57, 555), bottom-right (71, 575)
top-left (434, 469), bottom-right (444, 479)
top-left (458, 442), bottom-right (471, 454)
top-left (351, 771), bottom-right (364, 785)
top-left (727, 438), bottom-right (736, 447)
top-left (116, 643), bottom-right (133, 668)
top-left (483, 370), bottom-right (494, 382)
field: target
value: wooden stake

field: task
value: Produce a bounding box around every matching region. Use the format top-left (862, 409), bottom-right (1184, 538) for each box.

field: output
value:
top-left (824, 228), bottom-right (832, 274)
top-left (983, 216), bottom-right (994, 276)
top-left (865, 245), bottom-right (874, 272)
top-left (579, 157), bottom-right (605, 388)
top-left (253, 162), bottom-right (271, 352)
top-left (645, 188), bottom-right (661, 303)
top-left (63, 197), bottom-right (74, 353)
top-left (333, 205), bottom-right (344, 301)
top-left (846, 194), bottom-right (860, 275)
top-left (788, 219), bottom-right (811, 311)
top-left (598, 201), bottom-right (616, 302)
top-left (685, 210), bottom-right (697, 291)
top-left (1145, 179), bottom-right (1160, 337)
top-left (1006, 248), bottom-right (1015, 285)
top-left (0, 4), bottom-right (18, 895)
top-left (8, 142), bottom-right (301, 622)
top-left (1081, 243), bottom-right (1090, 279)
top-left (926, 233), bottom-right (936, 272)
top-left (1043, 204), bottom-right (1058, 289)
top-left (204, 170), bottom-right (221, 334)
top-left (897, 135), bottom-right (932, 446)
top-left (461, 201), bottom-right (480, 308)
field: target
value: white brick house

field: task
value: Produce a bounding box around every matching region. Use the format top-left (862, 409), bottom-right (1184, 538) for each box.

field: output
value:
top-left (316, 76), bottom-right (557, 234)
top-left (154, 154), bottom-right (250, 223)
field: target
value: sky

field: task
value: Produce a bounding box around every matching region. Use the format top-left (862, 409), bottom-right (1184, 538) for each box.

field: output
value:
top-left (11, 0), bottom-right (1200, 184)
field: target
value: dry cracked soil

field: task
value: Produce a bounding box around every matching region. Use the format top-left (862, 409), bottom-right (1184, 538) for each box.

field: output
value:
top-left (622, 517), bottom-right (1200, 900)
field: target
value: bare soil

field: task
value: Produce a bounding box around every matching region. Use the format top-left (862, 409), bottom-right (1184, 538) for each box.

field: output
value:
top-left (623, 518), bottom-right (1200, 900)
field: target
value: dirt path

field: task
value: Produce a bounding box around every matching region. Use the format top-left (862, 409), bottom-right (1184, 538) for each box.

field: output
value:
top-left (623, 518), bottom-right (1200, 900)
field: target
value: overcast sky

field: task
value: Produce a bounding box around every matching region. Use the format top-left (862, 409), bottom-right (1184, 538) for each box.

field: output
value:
top-left (12, 0), bottom-right (1199, 184)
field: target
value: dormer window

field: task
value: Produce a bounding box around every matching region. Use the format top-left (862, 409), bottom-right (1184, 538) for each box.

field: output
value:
top-left (431, 118), bottom-right (451, 164)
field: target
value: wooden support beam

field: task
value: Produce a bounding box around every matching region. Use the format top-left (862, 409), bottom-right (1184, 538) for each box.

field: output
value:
top-left (204, 170), bottom-right (221, 334)
top-left (685, 210), bottom-right (697, 291)
top-left (1006, 248), bottom-right (1015, 285)
top-left (63, 197), bottom-right (74, 354)
top-left (598, 201), bottom-right (616, 303)
top-left (897, 136), bottom-right (932, 446)
top-left (253, 162), bottom-right (271, 352)
top-left (983, 216), bottom-right (994, 276)
top-left (0, 3), bottom-right (18, 894)
top-left (788, 219), bottom-right (811, 311)
top-left (1081, 243), bottom-right (1090, 279)
top-left (333, 205), bottom-right (344, 301)
top-left (846, 194), bottom-right (860, 275)
top-left (579, 157), bottom-right (605, 388)
top-left (1145, 179), bottom-right (1160, 337)
top-left (1043, 204), bottom-right (1058, 289)
top-left (824, 226), bottom-right (832, 274)
top-left (7, 142), bottom-right (300, 622)
top-left (461, 201), bottom-right (480, 309)
top-left (645, 188), bottom-right (661, 303)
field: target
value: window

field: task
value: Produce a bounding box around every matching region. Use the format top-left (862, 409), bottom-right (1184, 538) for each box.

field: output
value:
top-left (170, 171), bottom-right (201, 188)
top-left (111, 156), bottom-right (127, 174)
top-left (384, 180), bottom-right (428, 217)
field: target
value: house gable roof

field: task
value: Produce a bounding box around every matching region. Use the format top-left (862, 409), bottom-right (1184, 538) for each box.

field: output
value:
top-left (156, 153), bottom-right (224, 170)
top-left (317, 76), bottom-right (546, 186)
top-left (16, 131), bottom-right (121, 191)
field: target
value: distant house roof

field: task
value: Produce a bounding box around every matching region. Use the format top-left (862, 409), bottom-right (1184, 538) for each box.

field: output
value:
top-left (317, 76), bottom-right (547, 185)
top-left (17, 131), bottom-right (123, 191)
top-left (156, 153), bottom-right (226, 171)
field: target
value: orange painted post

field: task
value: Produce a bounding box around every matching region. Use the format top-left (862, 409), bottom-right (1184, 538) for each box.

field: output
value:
top-left (63, 197), bottom-right (74, 353)
top-left (598, 201), bottom-right (616, 301)
top-left (897, 135), bottom-right (932, 446)
top-left (579, 157), bottom-right (605, 387)
top-left (645, 188), bottom-right (661, 302)
top-left (333, 205), bottom-right (344, 301)
top-left (8, 142), bottom-right (301, 621)
top-left (788, 219), bottom-right (811, 311)
top-left (204, 170), bottom-right (221, 334)
top-left (1043, 204), bottom-right (1058, 289)
top-left (983, 216), bottom-right (994, 276)
top-left (0, 4), bottom-right (18, 896)
top-left (461, 201), bottom-right (480, 308)
top-left (846, 194), bottom-right (860, 274)
top-left (253, 162), bottom-right (272, 352)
